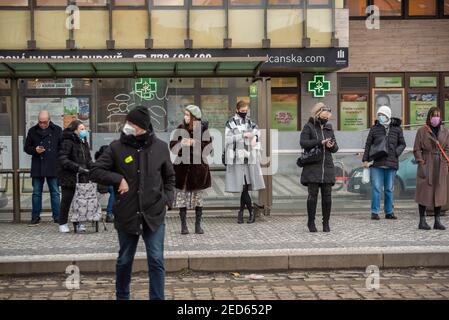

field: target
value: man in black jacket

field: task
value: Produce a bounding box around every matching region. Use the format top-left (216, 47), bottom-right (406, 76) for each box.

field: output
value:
top-left (24, 110), bottom-right (62, 226)
top-left (90, 106), bottom-right (175, 300)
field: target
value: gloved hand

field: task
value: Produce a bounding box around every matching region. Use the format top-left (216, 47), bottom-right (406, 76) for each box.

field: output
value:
top-left (78, 167), bottom-right (90, 174)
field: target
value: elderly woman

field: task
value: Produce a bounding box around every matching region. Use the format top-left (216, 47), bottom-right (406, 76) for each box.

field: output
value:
top-left (170, 105), bottom-right (212, 235)
top-left (224, 100), bottom-right (265, 224)
top-left (300, 103), bottom-right (338, 233)
top-left (414, 107), bottom-right (448, 230)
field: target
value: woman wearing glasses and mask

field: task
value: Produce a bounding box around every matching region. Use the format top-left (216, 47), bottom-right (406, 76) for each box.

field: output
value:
top-left (300, 103), bottom-right (338, 233)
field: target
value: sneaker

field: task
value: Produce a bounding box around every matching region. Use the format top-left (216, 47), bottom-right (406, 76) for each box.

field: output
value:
top-left (371, 214), bottom-right (380, 220)
top-left (105, 215), bottom-right (114, 223)
top-left (59, 224), bottom-right (70, 233)
top-left (77, 224), bottom-right (87, 233)
top-left (385, 213), bottom-right (397, 220)
top-left (28, 217), bottom-right (41, 227)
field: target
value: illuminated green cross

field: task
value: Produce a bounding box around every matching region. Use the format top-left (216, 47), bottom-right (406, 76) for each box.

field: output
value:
top-left (308, 75), bottom-right (330, 98)
top-left (134, 78), bottom-right (157, 100)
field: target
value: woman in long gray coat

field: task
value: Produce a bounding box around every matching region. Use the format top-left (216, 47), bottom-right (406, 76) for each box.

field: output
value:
top-left (414, 107), bottom-right (449, 231)
top-left (225, 100), bottom-right (265, 224)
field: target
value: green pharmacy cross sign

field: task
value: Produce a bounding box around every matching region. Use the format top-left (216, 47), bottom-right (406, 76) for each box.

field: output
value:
top-left (308, 75), bottom-right (331, 98)
top-left (134, 78), bottom-right (158, 100)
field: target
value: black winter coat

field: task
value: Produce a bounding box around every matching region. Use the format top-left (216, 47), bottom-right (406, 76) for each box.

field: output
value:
top-left (169, 121), bottom-right (212, 191)
top-left (362, 118), bottom-right (406, 170)
top-left (90, 131), bottom-right (176, 235)
top-left (24, 122), bottom-right (62, 178)
top-left (58, 129), bottom-right (92, 188)
top-left (300, 118), bottom-right (339, 186)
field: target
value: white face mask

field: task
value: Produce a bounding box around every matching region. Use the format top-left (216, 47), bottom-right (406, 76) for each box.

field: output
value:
top-left (184, 116), bottom-right (190, 124)
top-left (123, 123), bottom-right (137, 136)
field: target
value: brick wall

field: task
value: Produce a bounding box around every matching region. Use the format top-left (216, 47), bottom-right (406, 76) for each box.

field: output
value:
top-left (343, 20), bottom-right (449, 72)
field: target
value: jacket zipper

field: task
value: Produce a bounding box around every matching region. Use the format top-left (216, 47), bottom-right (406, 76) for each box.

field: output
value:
top-left (321, 126), bottom-right (325, 183)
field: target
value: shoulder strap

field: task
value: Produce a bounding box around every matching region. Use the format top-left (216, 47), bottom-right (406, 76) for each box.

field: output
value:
top-left (424, 125), bottom-right (449, 165)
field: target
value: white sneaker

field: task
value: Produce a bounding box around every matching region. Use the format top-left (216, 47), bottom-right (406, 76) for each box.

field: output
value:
top-left (77, 224), bottom-right (86, 232)
top-left (59, 224), bottom-right (70, 233)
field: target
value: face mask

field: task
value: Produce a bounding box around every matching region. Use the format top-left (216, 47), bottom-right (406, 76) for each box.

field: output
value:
top-left (79, 130), bottom-right (87, 139)
top-left (318, 118), bottom-right (328, 125)
top-left (184, 116), bottom-right (190, 124)
top-left (238, 112), bottom-right (247, 119)
top-left (431, 116), bottom-right (441, 127)
top-left (378, 115), bottom-right (388, 124)
top-left (123, 123), bottom-right (137, 136)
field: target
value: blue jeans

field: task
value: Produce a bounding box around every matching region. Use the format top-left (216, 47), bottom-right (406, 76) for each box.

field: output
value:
top-left (107, 186), bottom-right (115, 217)
top-left (116, 223), bottom-right (165, 300)
top-left (32, 177), bottom-right (60, 220)
top-left (370, 167), bottom-right (396, 215)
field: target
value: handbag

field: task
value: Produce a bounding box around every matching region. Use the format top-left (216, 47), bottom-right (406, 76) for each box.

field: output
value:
top-left (368, 134), bottom-right (388, 161)
top-left (297, 123), bottom-right (323, 168)
top-left (69, 174), bottom-right (102, 223)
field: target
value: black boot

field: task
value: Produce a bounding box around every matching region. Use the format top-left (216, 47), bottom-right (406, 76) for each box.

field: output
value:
top-left (247, 207), bottom-right (255, 224)
top-left (195, 207), bottom-right (204, 234)
top-left (237, 210), bottom-right (244, 224)
top-left (323, 221), bottom-right (330, 233)
top-left (419, 211), bottom-right (431, 230)
top-left (434, 213), bottom-right (446, 230)
top-left (307, 214), bottom-right (317, 233)
top-left (179, 208), bottom-right (189, 235)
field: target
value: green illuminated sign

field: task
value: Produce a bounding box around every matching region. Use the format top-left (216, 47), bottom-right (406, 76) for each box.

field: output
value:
top-left (249, 83), bottom-right (258, 98)
top-left (134, 78), bottom-right (158, 100)
top-left (308, 75), bottom-right (330, 98)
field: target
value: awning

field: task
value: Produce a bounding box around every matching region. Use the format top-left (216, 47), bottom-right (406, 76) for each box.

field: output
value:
top-left (0, 57), bottom-right (267, 78)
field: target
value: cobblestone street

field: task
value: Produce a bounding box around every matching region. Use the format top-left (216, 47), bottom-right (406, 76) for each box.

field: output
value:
top-left (1, 268), bottom-right (449, 300)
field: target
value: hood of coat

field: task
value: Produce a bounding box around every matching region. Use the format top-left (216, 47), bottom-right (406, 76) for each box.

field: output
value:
top-left (374, 117), bottom-right (402, 127)
top-left (307, 117), bottom-right (333, 131)
top-left (62, 127), bottom-right (85, 143)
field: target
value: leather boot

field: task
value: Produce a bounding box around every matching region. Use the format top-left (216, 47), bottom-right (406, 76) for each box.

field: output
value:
top-left (179, 208), bottom-right (189, 235)
top-left (247, 207), bottom-right (255, 224)
top-left (237, 210), bottom-right (244, 224)
top-left (434, 212), bottom-right (446, 230)
top-left (418, 213), bottom-right (431, 230)
top-left (195, 207), bottom-right (204, 234)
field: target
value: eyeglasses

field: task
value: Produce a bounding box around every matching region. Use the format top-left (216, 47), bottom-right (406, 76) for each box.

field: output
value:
top-left (320, 107), bottom-right (332, 112)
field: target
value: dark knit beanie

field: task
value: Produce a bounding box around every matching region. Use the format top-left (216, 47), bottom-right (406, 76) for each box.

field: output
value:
top-left (126, 106), bottom-right (151, 130)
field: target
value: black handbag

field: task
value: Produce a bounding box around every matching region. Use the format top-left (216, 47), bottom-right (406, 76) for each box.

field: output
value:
top-left (297, 123), bottom-right (323, 168)
top-left (369, 136), bottom-right (388, 161)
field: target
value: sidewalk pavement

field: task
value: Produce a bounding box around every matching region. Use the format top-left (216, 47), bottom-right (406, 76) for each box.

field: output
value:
top-left (1, 210), bottom-right (449, 275)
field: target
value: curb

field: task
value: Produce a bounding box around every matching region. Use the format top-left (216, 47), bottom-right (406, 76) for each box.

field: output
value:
top-left (2, 247), bottom-right (449, 275)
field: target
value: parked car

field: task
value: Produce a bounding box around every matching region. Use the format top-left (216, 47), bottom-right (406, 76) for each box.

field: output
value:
top-left (347, 151), bottom-right (417, 198)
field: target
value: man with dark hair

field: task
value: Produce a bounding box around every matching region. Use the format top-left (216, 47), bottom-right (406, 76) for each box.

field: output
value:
top-left (90, 106), bottom-right (175, 300)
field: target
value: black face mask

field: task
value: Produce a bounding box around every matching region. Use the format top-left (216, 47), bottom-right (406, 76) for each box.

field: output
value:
top-left (238, 112), bottom-right (247, 119)
top-left (318, 118), bottom-right (328, 125)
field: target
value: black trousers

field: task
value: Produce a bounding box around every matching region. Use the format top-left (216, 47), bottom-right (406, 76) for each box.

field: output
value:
top-left (59, 187), bottom-right (75, 225)
top-left (307, 183), bottom-right (332, 223)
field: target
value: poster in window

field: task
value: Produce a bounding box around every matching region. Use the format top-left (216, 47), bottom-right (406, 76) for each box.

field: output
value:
top-left (25, 97), bottom-right (64, 133)
top-left (62, 97), bottom-right (90, 130)
top-left (200, 95), bottom-right (230, 129)
top-left (339, 94), bottom-right (368, 131)
top-left (372, 89), bottom-right (404, 121)
top-left (271, 94), bottom-right (297, 131)
top-left (444, 93), bottom-right (449, 123)
top-left (409, 93), bottom-right (438, 126)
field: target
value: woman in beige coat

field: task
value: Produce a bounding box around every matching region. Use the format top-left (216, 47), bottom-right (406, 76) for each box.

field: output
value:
top-left (413, 107), bottom-right (448, 230)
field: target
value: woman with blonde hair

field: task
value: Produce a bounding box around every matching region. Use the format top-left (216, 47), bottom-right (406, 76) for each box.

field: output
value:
top-left (299, 102), bottom-right (338, 232)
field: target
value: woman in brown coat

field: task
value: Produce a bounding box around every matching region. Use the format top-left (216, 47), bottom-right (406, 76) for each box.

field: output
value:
top-left (414, 107), bottom-right (448, 230)
top-left (170, 105), bottom-right (212, 235)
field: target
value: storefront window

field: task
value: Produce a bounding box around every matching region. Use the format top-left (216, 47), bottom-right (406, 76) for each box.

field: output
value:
top-left (348, 0), bottom-right (367, 17)
top-left (0, 0), bottom-right (28, 5)
top-left (230, 0), bottom-right (262, 6)
top-left (409, 93), bottom-right (438, 126)
top-left (444, 93), bottom-right (449, 123)
top-left (445, 76), bottom-right (449, 87)
top-left (374, 76), bottom-right (403, 88)
top-left (374, 0), bottom-right (402, 17)
top-left (192, 0), bottom-right (223, 5)
top-left (445, 0), bottom-right (449, 15)
top-left (191, 9), bottom-right (226, 48)
top-left (409, 76), bottom-right (438, 88)
top-left (76, 0), bottom-right (108, 6)
top-left (36, 0), bottom-right (67, 5)
top-left (272, 77), bottom-right (298, 88)
top-left (152, 10), bottom-right (187, 48)
top-left (339, 94), bottom-right (368, 131)
top-left (153, 0), bottom-right (184, 6)
top-left (308, 0), bottom-right (330, 5)
top-left (372, 88), bottom-right (404, 120)
top-left (408, 0), bottom-right (436, 16)
top-left (272, 94), bottom-right (298, 131)
top-left (114, 0), bottom-right (146, 5)
top-left (268, 0), bottom-right (301, 4)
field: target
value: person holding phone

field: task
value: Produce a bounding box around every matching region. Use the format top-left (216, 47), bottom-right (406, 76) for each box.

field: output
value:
top-left (24, 110), bottom-right (63, 226)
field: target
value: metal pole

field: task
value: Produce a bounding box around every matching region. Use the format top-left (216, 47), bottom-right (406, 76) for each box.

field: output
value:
top-left (11, 79), bottom-right (21, 223)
